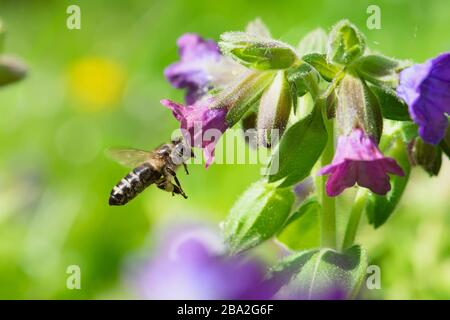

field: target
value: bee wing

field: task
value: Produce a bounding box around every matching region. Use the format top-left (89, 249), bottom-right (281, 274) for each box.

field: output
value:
top-left (106, 148), bottom-right (153, 168)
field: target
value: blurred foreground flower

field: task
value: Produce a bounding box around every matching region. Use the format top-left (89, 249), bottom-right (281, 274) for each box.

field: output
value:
top-left (130, 226), bottom-right (274, 299)
top-left (67, 56), bottom-right (126, 111)
top-left (397, 52), bottom-right (450, 144)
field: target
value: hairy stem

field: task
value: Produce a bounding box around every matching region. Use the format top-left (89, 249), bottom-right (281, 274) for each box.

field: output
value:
top-left (342, 188), bottom-right (368, 249)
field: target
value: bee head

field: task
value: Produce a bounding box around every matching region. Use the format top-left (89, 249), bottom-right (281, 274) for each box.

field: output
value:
top-left (170, 138), bottom-right (194, 164)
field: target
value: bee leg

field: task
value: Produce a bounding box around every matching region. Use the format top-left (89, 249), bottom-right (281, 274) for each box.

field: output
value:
top-left (183, 163), bottom-right (189, 175)
top-left (172, 175), bottom-right (187, 199)
top-left (173, 184), bottom-right (188, 199)
top-left (165, 167), bottom-right (188, 199)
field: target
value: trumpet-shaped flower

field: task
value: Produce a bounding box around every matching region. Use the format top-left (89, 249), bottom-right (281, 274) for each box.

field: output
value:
top-left (318, 129), bottom-right (404, 196)
top-left (161, 98), bottom-right (228, 167)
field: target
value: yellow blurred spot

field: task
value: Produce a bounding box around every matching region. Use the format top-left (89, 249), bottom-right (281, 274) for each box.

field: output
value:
top-left (67, 57), bottom-right (126, 111)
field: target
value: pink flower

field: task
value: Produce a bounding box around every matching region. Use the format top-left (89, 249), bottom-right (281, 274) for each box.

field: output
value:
top-left (318, 129), bottom-right (404, 196)
top-left (161, 99), bottom-right (228, 167)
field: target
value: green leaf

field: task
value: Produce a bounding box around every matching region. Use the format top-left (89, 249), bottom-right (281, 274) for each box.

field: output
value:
top-left (269, 245), bottom-right (368, 299)
top-left (353, 54), bottom-right (399, 77)
top-left (327, 20), bottom-right (366, 65)
top-left (297, 28), bottom-right (328, 56)
top-left (220, 32), bottom-right (299, 70)
top-left (0, 56), bottom-right (27, 86)
top-left (268, 105), bottom-right (327, 187)
top-left (277, 197), bottom-right (320, 250)
top-left (353, 54), bottom-right (401, 88)
top-left (371, 86), bottom-right (411, 121)
top-left (303, 53), bottom-right (340, 82)
top-left (366, 138), bottom-right (411, 228)
top-left (223, 180), bottom-right (294, 254)
top-left (286, 63), bottom-right (319, 98)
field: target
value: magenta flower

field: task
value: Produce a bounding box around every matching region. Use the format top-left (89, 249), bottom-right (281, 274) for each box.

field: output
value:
top-left (130, 226), bottom-right (274, 300)
top-left (397, 52), bottom-right (450, 145)
top-left (318, 129), bottom-right (404, 196)
top-left (164, 33), bottom-right (221, 104)
top-left (161, 98), bottom-right (228, 167)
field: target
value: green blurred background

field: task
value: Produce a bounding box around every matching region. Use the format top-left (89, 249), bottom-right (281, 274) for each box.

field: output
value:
top-left (0, 0), bottom-right (448, 299)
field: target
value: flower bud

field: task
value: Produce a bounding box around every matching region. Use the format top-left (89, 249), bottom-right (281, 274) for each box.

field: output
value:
top-left (440, 126), bottom-right (450, 158)
top-left (0, 55), bottom-right (27, 86)
top-left (0, 20), bottom-right (5, 53)
top-left (412, 137), bottom-right (442, 176)
top-left (212, 70), bottom-right (275, 127)
top-left (327, 20), bottom-right (366, 65)
top-left (335, 73), bottom-right (382, 142)
top-left (219, 32), bottom-right (299, 70)
top-left (241, 110), bottom-right (258, 149)
top-left (257, 71), bottom-right (293, 147)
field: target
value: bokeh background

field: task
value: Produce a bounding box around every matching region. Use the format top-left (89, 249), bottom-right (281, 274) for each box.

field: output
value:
top-left (0, 0), bottom-right (448, 299)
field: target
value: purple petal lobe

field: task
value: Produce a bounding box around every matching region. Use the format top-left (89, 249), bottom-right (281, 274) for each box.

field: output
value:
top-left (164, 33), bottom-right (221, 104)
top-left (397, 52), bottom-right (450, 144)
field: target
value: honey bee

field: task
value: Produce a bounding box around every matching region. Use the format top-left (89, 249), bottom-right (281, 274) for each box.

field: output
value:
top-left (107, 138), bottom-right (193, 206)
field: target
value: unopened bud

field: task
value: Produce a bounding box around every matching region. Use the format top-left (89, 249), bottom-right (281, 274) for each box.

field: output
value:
top-left (335, 73), bottom-right (382, 142)
top-left (219, 32), bottom-right (299, 70)
top-left (412, 137), bottom-right (442, 176)
top-left (213, 70), bottom-right (275, 127)
top-left (327, 20), bottom-right (366, 65)
top-left (0, 20), bottom-right (5, 53)
top-left (439, 126), bottom-right (450, 158)
top-left (257, 71), bottom-right (292, 147)
top-left (241, 110), bottom-right (258, 149)
top-left (0, 55), bottom-right (27, 86)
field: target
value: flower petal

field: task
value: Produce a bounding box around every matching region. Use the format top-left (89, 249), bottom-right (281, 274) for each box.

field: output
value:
top-left (319, 129), bottom-right (404, 196)
top-left (397, 52), bottom-right (450, 144)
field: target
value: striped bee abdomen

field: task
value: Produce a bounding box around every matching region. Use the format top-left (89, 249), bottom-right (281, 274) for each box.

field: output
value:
top-left (109, 163), bottom-right (161, 206)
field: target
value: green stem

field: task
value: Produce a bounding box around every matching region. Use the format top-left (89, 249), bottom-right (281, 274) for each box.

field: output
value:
top-left (318, 113), bottom-right (336, 249)
top-left (306, 73), bottom-right (336, 249)
top-left (342, 189), bottom-right (368, 249)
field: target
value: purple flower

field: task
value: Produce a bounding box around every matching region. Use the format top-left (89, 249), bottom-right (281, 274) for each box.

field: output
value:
top-left (318, 129), bottom-right (404, 196)
top-left (397, 52), bottom-right (450, 144)
top-left (164, 33), bottom-right (221, 104)
top-left (161, 98), bottom-right (228, 168)
top-left (130, 226), bottom-right (274, 300)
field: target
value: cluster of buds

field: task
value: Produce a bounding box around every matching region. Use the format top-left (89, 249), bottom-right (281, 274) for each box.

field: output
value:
top-left (161, 18), bottom-right (449, 196)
